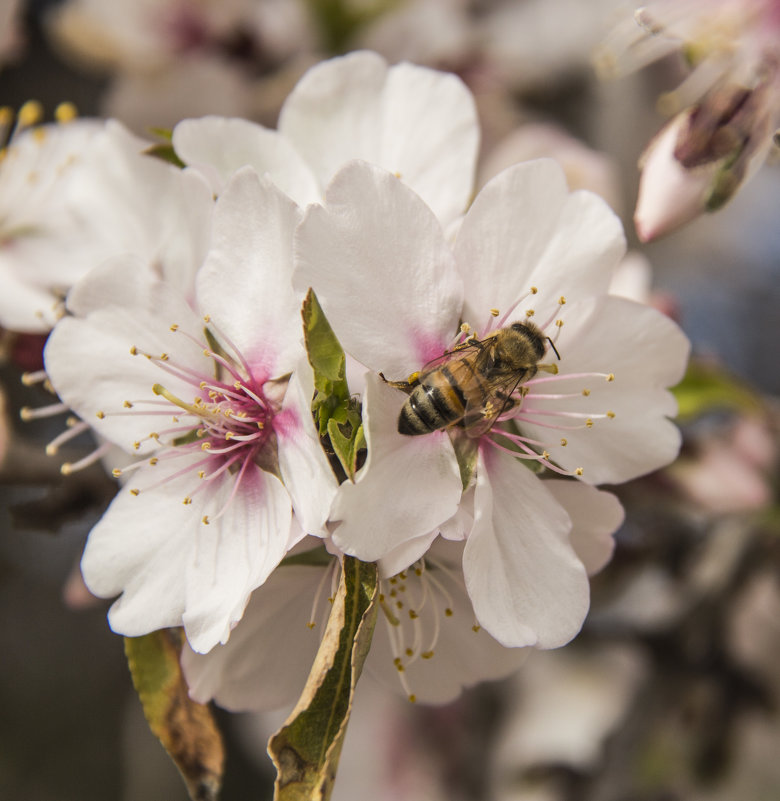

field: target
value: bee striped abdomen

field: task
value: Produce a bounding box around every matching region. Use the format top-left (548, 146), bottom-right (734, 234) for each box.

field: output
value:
top-left (398, 360), bottom-right (476, 436)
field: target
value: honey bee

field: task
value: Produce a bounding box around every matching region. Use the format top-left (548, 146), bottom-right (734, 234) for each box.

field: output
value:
top-left (394, 322), bottom-right (559, 437)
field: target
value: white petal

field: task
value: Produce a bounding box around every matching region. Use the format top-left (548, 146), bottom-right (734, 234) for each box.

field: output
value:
top-left (182, 465), bottom-right (293, 652)
top-left (45, 257), bottom-right (209, 453)
top-left (82, 460), bottom-right (293, 654)
top-left (520, 295), bottom-right (689, 484)
top-left (456, 160), bottom-right (626, 328)
top-left (331, 373), bottom-right (462, 562)
top-left (276, 364), bottom-right (339, 536)
top-left (546, 481), bottom-right (624, 575)
top-left (368, 538), bottom-right (527, 704)
top-left (464, 447), bottom-right (589, 648)
top-left (377, 529), bottom-right (440, 578)
top-left (196, 167), bottom-right (304, 380)
top-left (0, 263), bottom-right (60, 332)
top-left (172, 116), bottom-right (320, 205)
top-left (181, 563), bottom-right (325, 711)
top-left (294, 160), bottom-right (462, 377)
top-left (279, 51), bottom-right (478, 225)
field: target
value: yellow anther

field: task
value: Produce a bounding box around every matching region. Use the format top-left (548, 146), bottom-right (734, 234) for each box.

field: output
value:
top-left (45, 443), bottom-right (58, 456)
top-left (460, 322), bottom-right (470, 333)
top-left (399, 571), bottom-right (407, 580)
top-left (555, 319), bottom-right (564, 327)
top-left (225, 432), bottom-right (234, 440)
top-left (199, 381), bottom-right (208, 389)
top-left (133, 441), bottom-right (141, 450)
top-left (306, 621), bottom-right (316, 630)
top-left (0, 106), bottom-right (13, 125)
top-left (201, 442), bottom-right (211, 450)
top-left (123, 400), bottom-right (133, 408)
top-left (149, 432), bottom-right (159, 441)
top-left (558, 296), bottom-right (567, 305)
top-left (112, 468), bottom-right (122, 477)
top-left (396, 601), bottom-right (403, 609)
top-left (159, 353), bottom-right (168, 361)
top-left (444, 608), bottom-right (453, 617)
top-left (389, 577), bottom-right (397, 585)
top-left (525, 309), bottom-right (535, 317)
top-left (256, 421), bottom-right (264, 430)
top-left (490, 308), bottom-right (500, 317)
top-left (198, 470), bottom-right (205, 479)
top-left (607, 410), bottom-right (616, 419)
top-left (472, 624), bottom-right (481, 632)
top-left (18, 100), bottom-right (43, 127)
top-left (129, 346), bottom-right (138, 355)
top-left (203, 314), bottom-right (211, 323)
top-left (409, 610), bottom-right (419, 620)
top-left (560, 438), bottom-right (568, 446)
top-left (96, 411), bottom-right (105, 419)
top-left (414, 568), bottom-right (422, 576)
top-left (606, 373), bottom-right (615, 382)
top-left (19, 407), bottom-right (33, 421)
top-left (169, 323), bottom-right (179, 332)
top-left (54, 102), bottom-right (78, 123)
top-left (378, 593), bottom-right (385, 602)
top-left (183, 496), bottom-right (192, 505)
top-left (582, 389), bottom-right (590, 397)
top-left (405, 647), bottom-right (414, 657)
top-left (542, 450), bottom-right (550, 459)
top-left (202, 515), bottom-right (209, 524)
top-left (530, 286), bottom-right (538, 294)
top-left (575, 467), bottom-right (584, 476)
top-left (421, 651), bottom-right (434, 659)
top-left (393, 656), bottom-right (402, 666)
top-left (130, 488), bottom-right (140, 496)
top-left (586, 419), bottom-right (594, 428)
top-left (408, 694), bottom-right (417, 704)
top-left (393, 170), bottom-right (402, 178)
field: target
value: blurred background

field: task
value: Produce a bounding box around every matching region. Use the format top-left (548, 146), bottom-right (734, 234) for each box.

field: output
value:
top-left (1, 1), bottom-right (778, 799)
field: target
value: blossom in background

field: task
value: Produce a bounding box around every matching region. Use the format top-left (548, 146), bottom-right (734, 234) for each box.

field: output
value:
top-left (183, 477), bottom-right (622, 709)
top-left (294, 157), bottom-right (689, 652)
top-left (0, 108), bottom-right (212, 333)
top-left (0, 0), bottom-right (23, 67)
top-left (171, 50), bottom-right (479, 227)
top-left (43, 167), bottom-right (337, 653)
top-left (599, 0), bottom-right (780, 240)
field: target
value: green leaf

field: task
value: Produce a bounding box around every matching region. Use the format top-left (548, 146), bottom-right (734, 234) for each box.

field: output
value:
top-left (302, 290), bottom-right (348, 390)
top-left (125, 630), bottom-right (224, 801)
top-left (302, 289), bottom-right (365, 479)
top-left (143, 142), bottom-right (186, 169)
top-left (268, 556), bottom-right (379, 801)
top-left (672, 360), bottom-right (762, 421)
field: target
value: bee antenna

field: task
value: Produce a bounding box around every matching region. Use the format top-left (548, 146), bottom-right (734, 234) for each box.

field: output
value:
top-left (546, 337), bottom-right (561, 361)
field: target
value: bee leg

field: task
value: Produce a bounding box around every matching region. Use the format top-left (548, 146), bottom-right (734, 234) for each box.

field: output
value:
top-left (379, 372), bottom-right (418, 392)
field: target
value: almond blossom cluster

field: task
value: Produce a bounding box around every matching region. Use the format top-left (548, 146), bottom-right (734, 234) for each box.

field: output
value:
top-left (8, 52), bottom-right (689, 709)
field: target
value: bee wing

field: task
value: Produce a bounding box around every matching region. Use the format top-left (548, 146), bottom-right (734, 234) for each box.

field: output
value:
top-left (462, 372), bottom-right (525, 439)
top-left (417, 340), bottom-right (484, 381)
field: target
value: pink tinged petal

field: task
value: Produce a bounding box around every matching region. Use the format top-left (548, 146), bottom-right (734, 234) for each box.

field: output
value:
top-left (172, 116), bottom-right (319, 206)
top-left (634, 113), bottom-right (711, 242)
top-left (546, 481), bottom-right (624, 575)
top-left (44, 257), bottom-right (209, 453)
top-left (196, 167), bottom-right (304, 380)
top-left (294, 160), bottom-right (462, 377)
top-left (369, 539), bottom-right (528, 704)
top-left (330, 373), bottom-right (462, 562)
top-left (464, 447), bottom-right (589, 649)
top-left (455, 160), bottom-right (626, 327)
top-left (522, 295), bottom-right (689, 484)
top-left (183, 465), bottom-right (293, 653)
top-left (181, 564), bottom-right (324, 711)
top-left (276, 366), bottom-right (339, 536)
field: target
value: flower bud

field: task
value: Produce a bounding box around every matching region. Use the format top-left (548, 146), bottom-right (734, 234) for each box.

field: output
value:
top-left (635, 80), bottom-right (776, 241)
